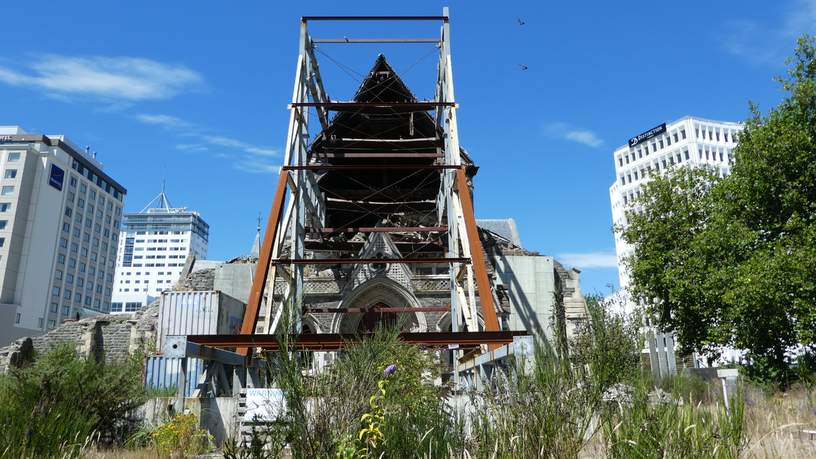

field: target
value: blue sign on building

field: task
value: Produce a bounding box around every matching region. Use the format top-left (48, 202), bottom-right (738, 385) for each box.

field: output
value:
top-left (48, 164), bottom-right (64, 191)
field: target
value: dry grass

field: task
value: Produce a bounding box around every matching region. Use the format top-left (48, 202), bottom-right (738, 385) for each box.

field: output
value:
top-left (742, 385), bottom-right (816, 458)
top-left (85, 449), bottom-right (157, 459)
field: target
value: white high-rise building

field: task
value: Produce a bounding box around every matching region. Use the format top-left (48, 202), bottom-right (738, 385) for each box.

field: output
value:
top-left (0, 126), bottom-right (126, 344)
top-left (110, 190), bottom-right (208, 313)
top-left (610, 116), bottom-right (743, 289)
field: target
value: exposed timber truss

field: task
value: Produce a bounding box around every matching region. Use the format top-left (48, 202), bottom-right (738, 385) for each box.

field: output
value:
top-left (235, 9), bottom-right (505, 358)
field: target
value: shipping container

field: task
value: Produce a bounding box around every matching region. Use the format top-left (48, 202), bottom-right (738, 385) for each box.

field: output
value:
top-left (144, 356), bottom-right (204, 397)
top-left (157, 290), bottom-right (245, 350)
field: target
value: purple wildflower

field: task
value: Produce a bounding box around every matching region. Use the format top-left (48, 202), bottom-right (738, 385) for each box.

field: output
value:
top-left (384, 364), bottom-right (397, 376)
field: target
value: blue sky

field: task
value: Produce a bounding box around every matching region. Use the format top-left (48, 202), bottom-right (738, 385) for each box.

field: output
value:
top-left (1, 1), bottom-right (813, 295)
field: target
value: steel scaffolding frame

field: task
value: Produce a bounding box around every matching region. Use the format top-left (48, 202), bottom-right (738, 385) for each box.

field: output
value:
top-left (232, 8), bottom-right (504, 359)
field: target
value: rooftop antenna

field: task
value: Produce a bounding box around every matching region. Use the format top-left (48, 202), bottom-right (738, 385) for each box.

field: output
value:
top-left (139, 179), bottom-right (173, 213)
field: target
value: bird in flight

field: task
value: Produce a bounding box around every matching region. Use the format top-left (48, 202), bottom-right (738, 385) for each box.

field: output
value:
top-left (518, 18), bottom-right (526, 25)
top-left (518, 64), bottom-right (529, 71)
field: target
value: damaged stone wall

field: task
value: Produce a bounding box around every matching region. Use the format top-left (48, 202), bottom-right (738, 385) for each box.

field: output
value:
top-left (0, 302), bottom-right (159, 373)
top-left (0, 257), bottom-right (237, 373)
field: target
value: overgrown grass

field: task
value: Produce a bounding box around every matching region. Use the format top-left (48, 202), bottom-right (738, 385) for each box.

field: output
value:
top-left (0, 344), bottom-right (146, 458)
top-left (264, 327), bottom-right (461, 458)
top-left (222, 300), bottom-right (815, 458)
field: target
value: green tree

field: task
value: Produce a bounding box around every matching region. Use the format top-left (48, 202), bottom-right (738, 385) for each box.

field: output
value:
top-left (619, 35), bottom-right (816, 384)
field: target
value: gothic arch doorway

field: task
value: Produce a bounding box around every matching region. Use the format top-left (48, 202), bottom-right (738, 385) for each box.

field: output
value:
top-left (332, 277), bottom-right (427, 333)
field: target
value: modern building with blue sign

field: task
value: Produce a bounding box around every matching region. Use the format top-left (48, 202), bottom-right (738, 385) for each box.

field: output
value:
top-left (0, 126), bottom-right (126, 345)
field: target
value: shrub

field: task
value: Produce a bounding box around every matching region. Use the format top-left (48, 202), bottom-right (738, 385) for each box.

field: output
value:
top-left (0, 344), bottom-right (146, 458)
top-left (152, 413), bottom-right (213, 458)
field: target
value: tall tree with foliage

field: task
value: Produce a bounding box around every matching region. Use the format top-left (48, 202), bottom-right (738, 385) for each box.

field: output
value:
top-left (620, 35), bottom-right (816, 384)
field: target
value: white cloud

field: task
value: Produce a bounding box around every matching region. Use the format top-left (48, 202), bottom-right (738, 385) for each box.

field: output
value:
top-left (721, 0), bottom-right (816, 64)
top-left (234, 157), bottom-right (280, 174)
top-left (136, 114), bottom-right (195, 130)
top-left (557, 251), bottom-right (619, 269)
top-left (542, 122), bottom-right (603, 148)
top-left (203, 135), bottom-right (279, 157)
top-left (0, 55), bottom-right (202, 101)
top-left (134, 113), bottom-right (280, 168)
top-left (175, 144), bottom-right (209, 152)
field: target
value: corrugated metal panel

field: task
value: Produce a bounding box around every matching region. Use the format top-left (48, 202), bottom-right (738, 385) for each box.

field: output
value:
top-left (158, 291), bottom-right (245, 349)
top-left (144, 356), bottom-right (204, 397)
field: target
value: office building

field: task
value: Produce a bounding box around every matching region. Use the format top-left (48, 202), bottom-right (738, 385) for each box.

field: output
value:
top-left (610, 116), bottom-right (743, 288)
top-left (110, 190), bottom-right (208, 313)
top-left (0, 126), bottom-right (126, 344)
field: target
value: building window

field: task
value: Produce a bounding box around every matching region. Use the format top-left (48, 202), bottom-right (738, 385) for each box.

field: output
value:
top-left (0, 220), bottom-right (6, 230)
top-left (55, 270), bottom-right (63, 280)
top-left (1, 186), bottom-right (14, 196)
top-left (0, 203), bottom-right (8, 212)
top-left (15, 313), bottom-right (20, 324)
top-left (57, 254), bottom-right (65, 264)
top-left (7, 152), bottom-right (20, 162)
top-left (70, 176), bottom-right (77, 187)
top-left (4, 169), bottom-right (17, 179)
top-left (52, 286), bottom-right (60, 297)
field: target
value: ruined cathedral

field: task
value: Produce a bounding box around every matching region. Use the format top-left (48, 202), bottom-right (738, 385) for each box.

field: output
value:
top-left (253, 56), bottom-right (588, 359)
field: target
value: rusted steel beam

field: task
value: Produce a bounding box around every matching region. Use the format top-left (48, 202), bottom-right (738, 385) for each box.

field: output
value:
top-left (455, 168), bottom-right (501, 338)
top-left (290, 101), bottom-right (455, 110)
top-left (304, 306), bottom-right (450, 314)
top-left (318, 226), bottom-right (447, 233)
top-left (304, 241), bottom-right (445, 253)
top-left (283, 164), bottom-right (458, 171)
top-left (315, 152), bottom-right (443, 158)
top-left (187, 331), bottom-right (527, 351)
top-left (302, 16), bottom-right (448, 22)
top-left (237, 171), bottom-right (290, 356)
top-left (272, 257), bottom-right (468, 265)
top-left (312, 38), bottom-right (440, 44)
